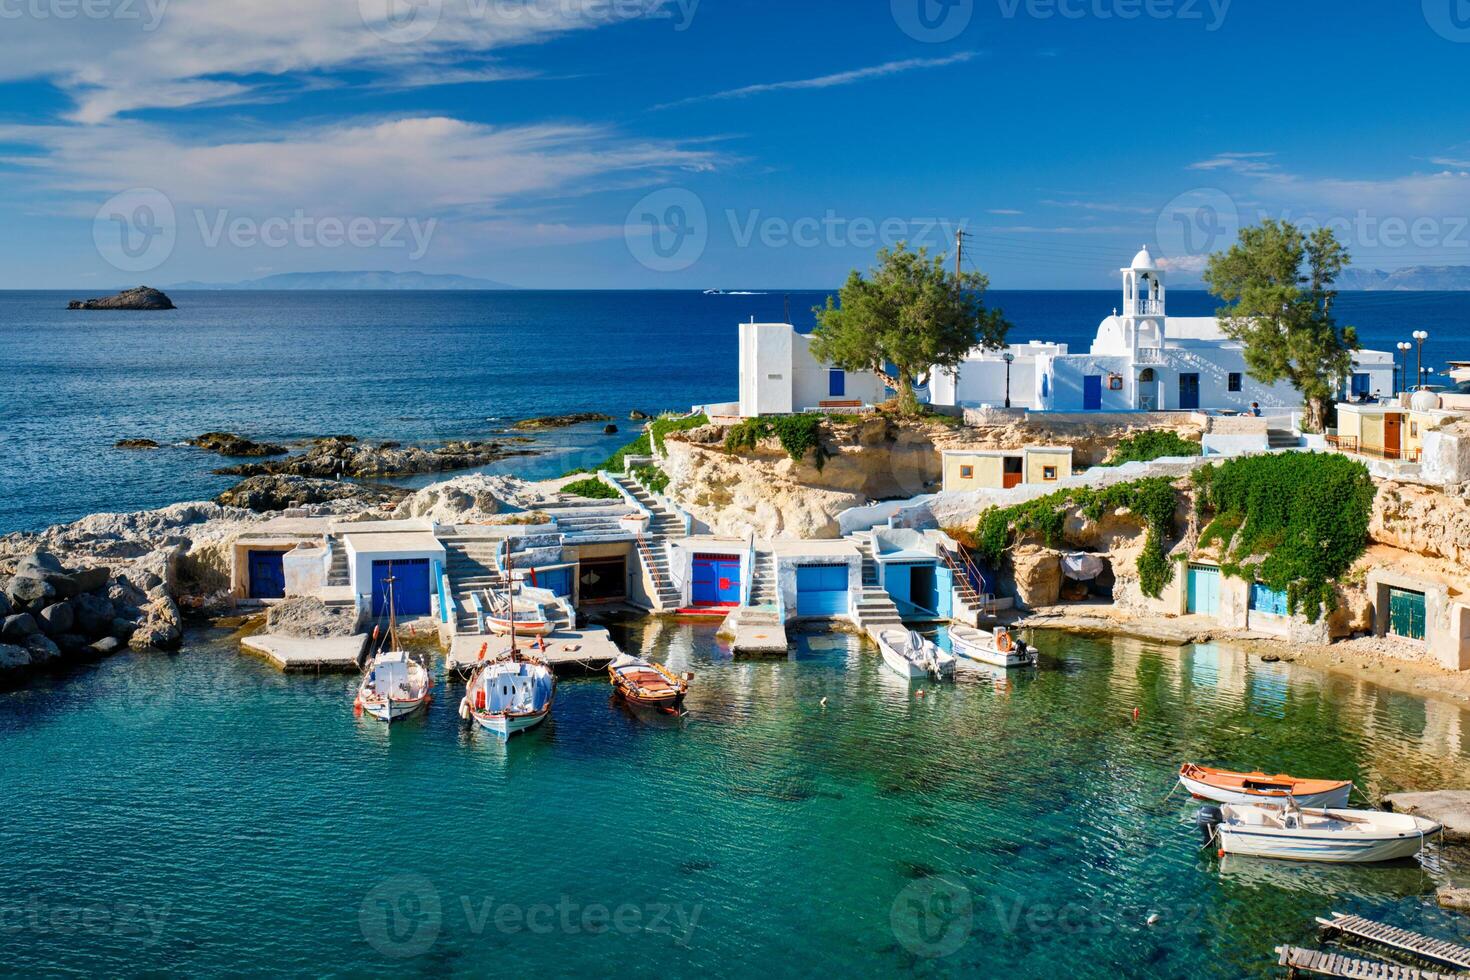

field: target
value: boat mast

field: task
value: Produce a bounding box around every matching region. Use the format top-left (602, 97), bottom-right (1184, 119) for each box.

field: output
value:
top-left (506, 537), bottom-right (517, 655)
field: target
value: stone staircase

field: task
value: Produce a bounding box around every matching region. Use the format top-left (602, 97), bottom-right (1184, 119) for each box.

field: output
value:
top-left (543, 504), bottom-right (636, 540)
top-left (938, 545), bottom-right (992, 627)
top-left (850, 533), bottom-right (902, 640)
top-left (440, 533), bottom-right (506, 634)
top-left (326, 535), bottom-right (350, 587)
top-left (607, 471), bottom-right (689, 611)
top-left (1267, 427), bottom-right (1300, 449)
top-left (746, 549), bottom-right (778, 608)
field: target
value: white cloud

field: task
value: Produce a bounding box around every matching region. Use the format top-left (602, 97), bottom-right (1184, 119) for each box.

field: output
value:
top-left (1187, 152), bottom-right (1277, 176)
top-left (651, 52), bottom-right (978, 110)
top-left (0, 0), bottom-right (677, 121)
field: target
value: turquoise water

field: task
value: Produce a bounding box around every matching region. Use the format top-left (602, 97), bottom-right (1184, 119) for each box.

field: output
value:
top-left (5, 620), bottom-right (1470, 977)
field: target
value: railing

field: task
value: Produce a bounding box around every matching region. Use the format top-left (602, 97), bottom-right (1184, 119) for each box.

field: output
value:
top-left (1127, 299), bottom-right (1165, 316)
top-left (468, 592), bottom-right (487, 634)
top-left (635, 534), bottom-right (671, 599)
top-left (1325, 435), bottom-right (1420, 462)
top-left (740, 534), bottom-right (756, 606)
top-left (1135, 346), bottom-right (1167, 366)
top-left (939, 546), bottom-right (992, 615)
top-left (432, 559), bottom-right (452, 625)
top-left (1325, 434), bottom-right (1359, 452)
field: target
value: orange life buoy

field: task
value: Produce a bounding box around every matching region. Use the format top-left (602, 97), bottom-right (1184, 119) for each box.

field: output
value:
top-left (996, 629), bottom-right (1012, 653)
top-left (475, 689), bottom-right (486, 710)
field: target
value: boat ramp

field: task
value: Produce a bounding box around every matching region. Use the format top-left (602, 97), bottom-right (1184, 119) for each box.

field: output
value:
top-left (446, 627), bottom-right (623, 677)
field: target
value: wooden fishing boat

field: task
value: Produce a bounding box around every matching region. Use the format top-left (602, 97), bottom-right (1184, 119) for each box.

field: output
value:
top-left (948, 624), bottom-right (1036, 668)
top-left (354, 570), bottom-right (431, 723)
top-left (1179, 763), bottom-right (1352, 809)
top-left (608, 654), bottom-right (689, 713)
top-left (1203, 802), bottom-right (1440, 863)
top-left (877, 628), bottom-right (955, 681)
top-left (460, 650), bottom-right (556, 737)
top-left (482, 591), bottom-right (555, 636)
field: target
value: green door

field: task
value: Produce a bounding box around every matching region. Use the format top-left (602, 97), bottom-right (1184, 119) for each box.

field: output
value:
top-left (1388, 587), bottom-right (1426, 641)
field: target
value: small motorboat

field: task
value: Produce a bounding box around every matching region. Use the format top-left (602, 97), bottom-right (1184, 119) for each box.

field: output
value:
top-left (877, 629), bottom-right (955, 681)
top-left (460, 650), bottom-right (556, 738)
top-left (949, 624), bottom-right (1036, 668)
top-left (1179, 763), bottom-right (1352, 809)
top-left (354, 570), bottom-right (431, 723)
top-left (609, 654), bottom-right (690, 714)
top-left (1201, 801), bottom-right (1441, 863)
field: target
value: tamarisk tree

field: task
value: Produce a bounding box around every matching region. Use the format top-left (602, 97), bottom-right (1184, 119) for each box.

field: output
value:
top-left (1204, 219), bottom-right (1357, 432)
top-left (810, 243), bottom-right (1009, 415)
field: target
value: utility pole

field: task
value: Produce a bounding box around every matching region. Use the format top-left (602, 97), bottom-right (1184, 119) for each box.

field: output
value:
top-left (955, 229), bottom-right (964, 279)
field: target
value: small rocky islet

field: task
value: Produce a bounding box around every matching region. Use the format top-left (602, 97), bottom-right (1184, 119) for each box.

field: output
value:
top-left (67, 285), bottom-right (176, 310)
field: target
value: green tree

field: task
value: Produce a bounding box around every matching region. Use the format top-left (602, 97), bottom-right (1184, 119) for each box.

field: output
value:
top-left (1203, 219), bottom-right (1357, 432)
top-left (810, 243), bottom-right (1009, 415)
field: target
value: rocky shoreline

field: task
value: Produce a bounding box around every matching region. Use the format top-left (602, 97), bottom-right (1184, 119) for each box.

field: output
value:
top-left (214, 435), bottom-right (533, 479)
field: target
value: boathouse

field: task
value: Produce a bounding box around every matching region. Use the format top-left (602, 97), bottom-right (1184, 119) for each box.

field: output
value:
top-left (336, 521), bottom-right (447, 619)
top-left (771, 540), bottom-right (864, 620)
top-left (1365, 566), bottom-right (1470, 671)
top-left (940, 446), bottom-right (1073, 492)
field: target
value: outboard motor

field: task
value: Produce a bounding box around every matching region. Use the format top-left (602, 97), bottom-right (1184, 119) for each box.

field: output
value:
top-left (1195, 804), bottom-right (1224, 842)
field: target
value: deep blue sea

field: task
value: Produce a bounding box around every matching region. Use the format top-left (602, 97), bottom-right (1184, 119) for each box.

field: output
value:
top-left (1, 289), bottom-right (1466, 534)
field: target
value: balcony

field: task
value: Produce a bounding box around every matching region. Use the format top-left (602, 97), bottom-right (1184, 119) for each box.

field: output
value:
top-left (1325, 434), bottom-right (1421, 462)
top-left (1126, 299), bottom-right (1165, 317)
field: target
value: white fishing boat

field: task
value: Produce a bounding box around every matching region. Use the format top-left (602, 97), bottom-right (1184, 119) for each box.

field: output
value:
top-left (482, 595), bottom-right (554, 637)
top-left (354, 572), bottom-right (431, 723)
top-left (1203, 801), bottom-right (1441, 863)
top-left (1179, 763), bottom-right (1352, 809)
top-left (948, 624), bottom-right (1036, 668)
top-left (460, 650), bottom-right (556, 737)
top-left (877, 628), bottom-right (955, 681)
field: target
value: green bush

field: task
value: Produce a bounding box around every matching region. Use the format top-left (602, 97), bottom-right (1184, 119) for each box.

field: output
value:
top-left (562, 476), bottom-right (620, 500)
top-left (1191, 451), bottom-right (1374, 621)
top-left (974, 477), bottom-right (1180, 598)
top-left (1103, 430), bottom-right (1200, 466)
top-left (648, 412), bottom-right (708, 453)
top-left (724, 414), bottom-right (831, 470)
top-left (632, 463), bottom-right (670, 495)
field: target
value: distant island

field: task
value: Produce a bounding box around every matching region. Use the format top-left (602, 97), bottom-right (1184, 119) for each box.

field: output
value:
top-left (169, 270), bottom-right (518, 290)
top-left (1338, 265), bottom-right (1470, 291)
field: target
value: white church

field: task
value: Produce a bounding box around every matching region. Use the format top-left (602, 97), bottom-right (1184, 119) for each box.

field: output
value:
top-left (739, 246), bottom-right (1396, 417)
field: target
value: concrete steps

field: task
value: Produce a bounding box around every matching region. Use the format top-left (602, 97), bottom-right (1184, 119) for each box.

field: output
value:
top-left (326, 537), bottom-right (350, 587)
top-left (441, 535), bottom-right (507, 635)
top-left (607, 471), bottom-right (690, 611)
top-left (747, 550), bottom-right (777, 607)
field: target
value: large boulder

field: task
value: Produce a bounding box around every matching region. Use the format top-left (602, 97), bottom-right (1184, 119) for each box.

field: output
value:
top-left (72, 593), bottom-right (116, 638)
top-left (73, 566), bottom-right (111, 594)
top-left (129, 595), bottom-right (182, 651)
top-left (1, 613), bottom-right (39, 640)
top-left (7, 574), bottom-right (55, 609)
top-left (215, 474), bottom-right (377, 513)
top-left (392, 474), bottom-right (526, 524)
top-left (91, 636), bottom-right (122, 656)
top-left (0, 643), bottom-right (30, 673)
top-left (23, 634), bottom-right (60, 665)
top-left (1007, 547), bottom-right (1063, 608)
top-left (37, 601), bottom-right (74, 636)
top-left (265, 596), bottom-right (358, 638)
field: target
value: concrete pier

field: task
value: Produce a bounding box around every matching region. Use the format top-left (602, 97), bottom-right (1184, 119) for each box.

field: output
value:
top-left (718, 607), bottom-right (789, 656)
top-left (241, 633), bottom-right (368, 673)
top-left (446, 627), bottom-right (623, 677)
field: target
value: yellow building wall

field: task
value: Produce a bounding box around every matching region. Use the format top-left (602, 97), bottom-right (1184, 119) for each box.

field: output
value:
top-left (1360, 414), bottom-right (1385, 453)
top-left (1406, 412), bottom-right (1434, 455)
top-left (1025, 451), bottom-right (1071, 485)
top-left (943, 454), bottom-right (1005, 491)
top-left (1338, 411), bottom-right (1362, 445)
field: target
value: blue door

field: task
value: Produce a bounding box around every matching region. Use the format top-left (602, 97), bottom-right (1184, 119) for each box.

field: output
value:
top-left (533, 566), bottom-right (573, 597)
top-left (1179, 373), bottom-right (1201, 410)
top-left (1187, 564), bottom-right (1220, 615)
top-left (1251, 583), bottom-right (1288, 616)
top-left (796, 564), bottom-right (848, 617)
top-left (691, 554), bottom-right (741, 607)
top-left (248, 550), bottom-right (285, 599)
top-left (1083, 375), bottom-right (1102, 410)
top-left (372, 559), bottom-right (431, 617)
top-left (828, 369), bottom-right (846, 398)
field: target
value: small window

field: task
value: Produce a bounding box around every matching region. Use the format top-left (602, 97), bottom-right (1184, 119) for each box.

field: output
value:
top-left (1042, 466), bottom-right (1058, 481)
top-left (1351, 373), bottom-right (1371, 396)
top-left (1410, 421), bottom-right (1418, 437)
top-left (959, 465), bottom-right (973, 479)
top-left (828, 369), bottom-right (845, 397)
top-left (1228, 372), bottom-right (1242, 392)
top-left (767, 373), bottom-right (783, 380)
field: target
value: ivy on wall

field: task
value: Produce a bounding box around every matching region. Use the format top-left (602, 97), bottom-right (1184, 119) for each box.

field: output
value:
top-left (1102, 430), bottom-right (1200, 466)
top-left (724, 414), bottom-right (831, 471)
top-left (974, 477), bottom-right (1180, 597)
top-left (1191, 451), bottom-right (1375, 622)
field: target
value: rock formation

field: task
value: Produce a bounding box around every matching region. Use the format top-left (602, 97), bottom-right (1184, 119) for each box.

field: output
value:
top-left (115, 438), bottom-right (160, 449)
top-left (0, 550), bottom-right (146, 676)
top-left (216, 437), bottom-right (532, 479)
top-left (265, 596), bottom-right (357, 638)
top-left (215, 474), bottom-right (390, 513)
top-left (189, 432), bottom-right (288, 457)
top-left (390, 473), bottom-right (529, 524)
top-left (67, 286), bottom-right (176, 310)
top-left (512, 412), bottom-right (612, 430)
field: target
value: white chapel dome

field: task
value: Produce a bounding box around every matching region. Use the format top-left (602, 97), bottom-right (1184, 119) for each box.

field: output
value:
top-left (1130, 245), bottom-right (1159, 272)
top-left (1410, 389), bottom-right (1442, 412)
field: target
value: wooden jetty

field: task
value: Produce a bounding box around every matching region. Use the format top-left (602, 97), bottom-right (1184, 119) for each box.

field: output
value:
top-left (1316, 912), bottom-right (1470, 971)
top-left (1276, 945), bottom-right (1458, 979)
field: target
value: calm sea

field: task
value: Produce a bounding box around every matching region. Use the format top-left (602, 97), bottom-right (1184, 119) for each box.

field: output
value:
top-left (3, 621), bottom-right (1468, 977)
top-left (1, 289), bottom-right (1465, 534)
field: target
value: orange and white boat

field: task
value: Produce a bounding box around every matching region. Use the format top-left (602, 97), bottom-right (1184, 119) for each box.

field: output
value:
top-left (1179, 763), bottom-right (1352, 809)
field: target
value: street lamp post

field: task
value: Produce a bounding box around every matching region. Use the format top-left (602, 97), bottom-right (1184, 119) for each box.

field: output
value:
top-left (1396, 341), bottom-right (1412, 396)
top-left (1412, 330), bottom-right (1429, 389)
top-left (1003, 352), bottom-right (1015, 409)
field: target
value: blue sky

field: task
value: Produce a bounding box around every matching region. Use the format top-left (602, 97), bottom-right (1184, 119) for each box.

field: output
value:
top-left (0, 0), bottom-right (1467, 289)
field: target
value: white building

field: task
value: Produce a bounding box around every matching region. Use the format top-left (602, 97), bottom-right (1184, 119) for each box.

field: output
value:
top-left (735, 248), bottom-right (1396, 418)
top-left (738, 319), bottom-right (886, 417)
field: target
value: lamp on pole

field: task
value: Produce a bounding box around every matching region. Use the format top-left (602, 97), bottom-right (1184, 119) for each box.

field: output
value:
top-left (1003, 352), bottom-right (1015, 409)
top-left (1396, 342), bottom-right (1412, 395)
top-left (1412, 330), bottom-right (1429, 389)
